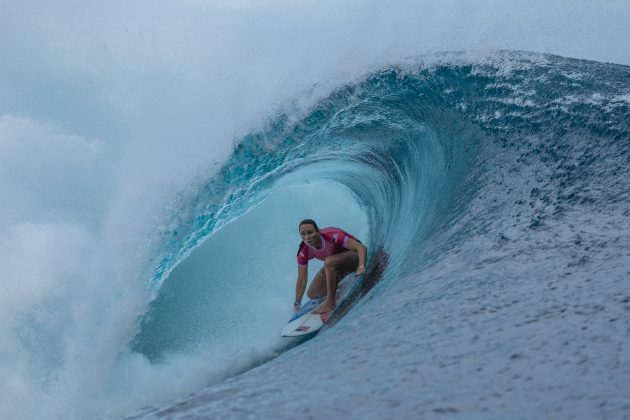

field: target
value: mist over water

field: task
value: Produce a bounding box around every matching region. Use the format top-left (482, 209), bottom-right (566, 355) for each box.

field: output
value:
top-left (1, 1), bottom-right (630, 419)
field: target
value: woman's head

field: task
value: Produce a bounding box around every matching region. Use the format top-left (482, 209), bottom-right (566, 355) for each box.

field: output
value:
top-left (299, 219), bottom-right (321, 247)
top-left (299, 219), bottom-right (319, 232)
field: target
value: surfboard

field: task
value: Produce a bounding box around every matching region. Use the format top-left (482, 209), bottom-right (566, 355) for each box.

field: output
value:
top-left (281, 298), bottom-right (329, 337)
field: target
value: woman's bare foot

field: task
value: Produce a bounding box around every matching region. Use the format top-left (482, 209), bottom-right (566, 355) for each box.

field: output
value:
top-left (312, 299), bottom-right (335, 314)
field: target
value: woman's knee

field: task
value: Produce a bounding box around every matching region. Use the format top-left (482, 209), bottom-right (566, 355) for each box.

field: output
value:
top-left (325, 252), bottom-right (356, 271)
top-left (324, 256), bottom-right (339, 270)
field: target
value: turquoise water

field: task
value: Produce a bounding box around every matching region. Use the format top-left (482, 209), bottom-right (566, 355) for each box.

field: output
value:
top-left (2, 2), bottom-right (630, 419)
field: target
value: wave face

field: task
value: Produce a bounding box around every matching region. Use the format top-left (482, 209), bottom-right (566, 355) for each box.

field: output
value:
top-left (126, 52), bottom-right (630, 419)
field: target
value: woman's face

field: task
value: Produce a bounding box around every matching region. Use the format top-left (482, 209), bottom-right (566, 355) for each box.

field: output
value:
top-left (299, 223), bottom-right (321, 248)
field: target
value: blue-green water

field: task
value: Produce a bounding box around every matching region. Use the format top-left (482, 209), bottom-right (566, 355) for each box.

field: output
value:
top-left (2, 2), bottom-right (630, 418)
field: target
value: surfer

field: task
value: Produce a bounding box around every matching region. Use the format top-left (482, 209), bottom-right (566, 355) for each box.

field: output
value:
top-left (294, 219), bottom-right (367, 314)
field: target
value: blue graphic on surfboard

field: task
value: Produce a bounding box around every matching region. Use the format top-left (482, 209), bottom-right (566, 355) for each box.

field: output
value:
top-left (281, 298), bottom-right (329, 337)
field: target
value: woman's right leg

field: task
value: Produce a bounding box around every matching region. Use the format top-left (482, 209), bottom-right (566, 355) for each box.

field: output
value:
top-left (306, 266), bottom-right (327, 299)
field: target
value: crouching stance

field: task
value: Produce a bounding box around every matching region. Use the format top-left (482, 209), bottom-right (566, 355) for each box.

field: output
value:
top-left (294, 219), bottom-right (367, 314)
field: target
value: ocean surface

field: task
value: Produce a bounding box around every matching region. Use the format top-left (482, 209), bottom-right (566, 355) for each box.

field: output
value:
top-left (1, 2), bottom-right (629, 419)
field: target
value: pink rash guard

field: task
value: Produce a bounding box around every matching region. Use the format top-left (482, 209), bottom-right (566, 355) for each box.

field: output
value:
top-left (297, 227), bottom-right (357, 267)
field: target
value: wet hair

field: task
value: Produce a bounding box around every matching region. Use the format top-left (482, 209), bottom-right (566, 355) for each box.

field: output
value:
top-left (297, 219), bottom-right (319, 256)
top-left (299, 219), bottom-right (319, 231)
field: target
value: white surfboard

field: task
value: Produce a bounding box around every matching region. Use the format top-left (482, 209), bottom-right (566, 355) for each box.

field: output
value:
top-left (281, 298), bottom-right (329, 337)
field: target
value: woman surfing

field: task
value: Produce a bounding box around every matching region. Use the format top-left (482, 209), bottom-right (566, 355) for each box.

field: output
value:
top-left (294, 219), bottom-right (368, 314)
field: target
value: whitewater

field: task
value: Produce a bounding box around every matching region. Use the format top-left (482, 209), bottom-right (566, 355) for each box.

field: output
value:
top-left (1, 1), bottom-right (629, 419)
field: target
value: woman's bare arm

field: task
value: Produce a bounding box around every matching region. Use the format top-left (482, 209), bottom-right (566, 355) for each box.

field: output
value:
top-left (345, 237), bottom-right (367, 275)
top-left (294, 265), bottom-right (308, 308)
